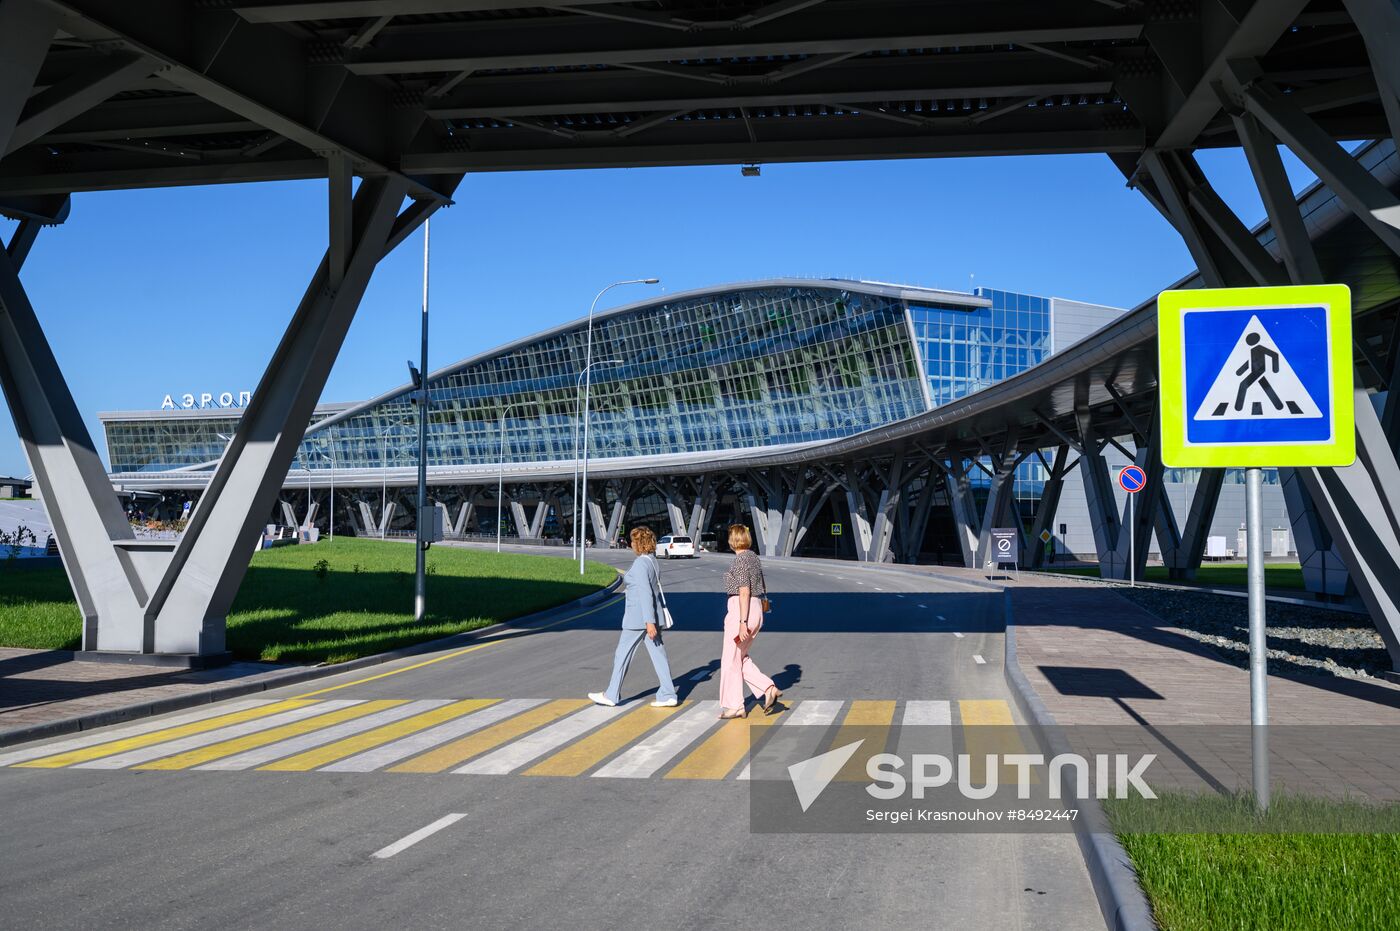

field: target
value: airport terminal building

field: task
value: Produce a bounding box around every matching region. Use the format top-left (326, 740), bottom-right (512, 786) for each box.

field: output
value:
top-left (100, 278), bottom-right (1283, 561)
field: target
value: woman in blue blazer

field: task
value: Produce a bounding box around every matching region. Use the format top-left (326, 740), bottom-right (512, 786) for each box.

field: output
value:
top-left (588, 526), bottom-right (679, 707)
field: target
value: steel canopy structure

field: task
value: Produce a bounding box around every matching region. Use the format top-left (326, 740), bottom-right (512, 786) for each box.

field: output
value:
top-left (0, 0), bottom-right (1394, 206)
top-left (2, 0), bottom-right (1399, 663)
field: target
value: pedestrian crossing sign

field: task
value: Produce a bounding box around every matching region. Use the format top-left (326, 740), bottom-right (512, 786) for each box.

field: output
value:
top-left (1158, 285), bottom-right (1354, 468)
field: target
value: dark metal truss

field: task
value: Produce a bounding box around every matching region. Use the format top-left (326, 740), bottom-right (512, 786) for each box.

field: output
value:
top-left (1, 0), bottom-right (1392, 215)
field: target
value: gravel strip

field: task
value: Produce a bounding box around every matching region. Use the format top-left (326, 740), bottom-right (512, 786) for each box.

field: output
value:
top-left (1114, 587), bottom-right (1391, 680)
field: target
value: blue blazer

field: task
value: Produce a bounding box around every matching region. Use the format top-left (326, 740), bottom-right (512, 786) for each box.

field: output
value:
top-left (620, 555), bottom-right (664, 630)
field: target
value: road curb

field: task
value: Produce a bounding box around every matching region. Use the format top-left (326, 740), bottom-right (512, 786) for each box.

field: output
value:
top-left (1000, 589), bottom-right (1158, 931)
top-left (0, 572), bottom-right (623, 749)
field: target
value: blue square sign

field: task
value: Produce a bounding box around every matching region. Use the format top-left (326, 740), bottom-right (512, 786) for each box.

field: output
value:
top-left (1182, 305), bottom-right (1332, 446)
top-left (1158, 285), bottom-right (1355, 468)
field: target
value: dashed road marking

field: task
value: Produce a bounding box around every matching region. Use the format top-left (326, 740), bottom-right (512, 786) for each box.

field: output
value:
top-left (973, 655), bottom-right (987, 665)
top-left (372, 813), bottom-right (467, 860)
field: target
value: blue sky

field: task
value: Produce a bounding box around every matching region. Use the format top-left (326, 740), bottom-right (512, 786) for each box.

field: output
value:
top-left (0, 146), bottom-right (1317, 477)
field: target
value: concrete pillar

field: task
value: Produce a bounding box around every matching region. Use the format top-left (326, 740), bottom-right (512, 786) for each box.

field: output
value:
top-left (945, 458), bottom-right (981, 568)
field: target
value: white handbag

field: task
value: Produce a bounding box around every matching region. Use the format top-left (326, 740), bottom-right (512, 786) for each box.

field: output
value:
top-left (651, 556), bottom-right (674, 630)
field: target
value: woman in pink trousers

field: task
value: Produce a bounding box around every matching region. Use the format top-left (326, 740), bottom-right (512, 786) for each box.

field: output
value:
top-left (719, 524), bottom-right (782, 719)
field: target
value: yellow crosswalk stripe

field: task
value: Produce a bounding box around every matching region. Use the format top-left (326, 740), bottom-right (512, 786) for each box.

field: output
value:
top-left (259, 699), bottom-right (502, 772)
top-left (390, 699), bottom-right (588, 774)
top-left (957, 699), bottom-right (1014, 725)
top-left (14, 700), bottom-right (318, 769)
top-left (957, 699), bottom-right (1034, 785)
top-left (135, 701), bottom-right (406, 771)
top-left (525, 703), bottom-right (686, 777)
top-left (834, 700), bottom-right (897, 781)
top-left (664, 713), bottom-right (779, 780)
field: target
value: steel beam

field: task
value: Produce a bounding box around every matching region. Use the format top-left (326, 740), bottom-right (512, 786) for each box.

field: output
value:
top-left (509, 500), bottom-right (529, 539)
top-left (1153, 0), bottom-right (1309, 148)
top-left (46, 0), bottom-right (450, 200)
top-left (343, 10), bottom-right (1141, 76)
top-left (945, 457), bottom-right (981, 568)
top-left (973, 430), bottom-right (1022, 568)
top-left (1075, 407), bottom-right (1126, 578)
top-left (237, 0), bottom-right (635, 21)
top-left (5, 54), bottom-right (157, 155)
top-left (0, 0), bottom-right (60, 155)
top-left (142, 176), bottom-right (411, 653)
top-left (1295, 395), bottom-right (1400, 669)
top-left (1175, 468), bottom-right (1225, 579)
top-left (1232, 108), bottom-right (1324, 283)
top-left (1342, 0), bottom-right (1400, 154)
top-left (1026, 446), bottom-right (1068, 569)
top-left (0, 229), bottom-right (147, 650)
top-left (1242, 79), bottom-right (1400, 256)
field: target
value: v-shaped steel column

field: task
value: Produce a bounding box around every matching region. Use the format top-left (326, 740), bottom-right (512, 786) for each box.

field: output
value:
top-left (1, 174), bottom-right (430, 654)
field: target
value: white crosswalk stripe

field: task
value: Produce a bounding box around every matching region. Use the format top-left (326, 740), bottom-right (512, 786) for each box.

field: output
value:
top-left (319, 699), bottom-right (546, 773)
top-left (3, 697), bottom-right (1018, 782)
top-left (71, 701), bottom-right (362, 770)
top-left (592, 700), bottom-right (721, 778)
top-left (896, 700), bottom-right (956, 763)
top-left (0, 700), bottom-right (275, 768)
top-left (196, 700), bottom-right (453, 771)
top-left (456, 704), bottom-right (627, 774)
top-left (736, 699), bottom-right (843, 780)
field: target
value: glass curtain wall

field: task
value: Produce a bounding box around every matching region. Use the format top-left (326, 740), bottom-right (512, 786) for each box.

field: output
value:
top-left (105, 416), bottom-right (241, 472)
top-left (311, 285), bottom-right (929, 470)
top-left (910, 289), bottom-right (1054, 517)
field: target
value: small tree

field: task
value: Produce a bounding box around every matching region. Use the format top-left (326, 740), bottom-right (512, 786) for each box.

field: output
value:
top-left (0, 524), bottom-right (37, 562)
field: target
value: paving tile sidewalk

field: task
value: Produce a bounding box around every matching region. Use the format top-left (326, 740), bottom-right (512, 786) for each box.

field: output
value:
top-left (0, 648), bottom-right (290, 733)
top-left (974, 571), bottom-right (1400, 803)
top-left (993, 573), bottom-right (1400, 726)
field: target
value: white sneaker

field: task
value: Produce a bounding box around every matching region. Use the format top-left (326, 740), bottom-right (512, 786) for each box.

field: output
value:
top-left (650, 697), bottom-right (679, 708)
top-left (588, 692), bottom-right (617, 707)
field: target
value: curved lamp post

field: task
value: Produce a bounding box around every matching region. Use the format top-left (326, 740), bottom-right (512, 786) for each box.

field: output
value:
top-left (578, 279), bottom-right (658, 575)
top-left (497, 402), bottom-right (518, 553)
top-left (571, 358), bottom-right (622, 560)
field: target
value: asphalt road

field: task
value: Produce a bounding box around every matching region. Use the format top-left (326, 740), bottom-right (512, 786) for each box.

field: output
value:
top-left (0, 550), bottom-right (1103, 930)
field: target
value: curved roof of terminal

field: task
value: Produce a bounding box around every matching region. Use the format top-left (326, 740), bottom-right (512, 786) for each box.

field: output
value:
top-left (298, 276), bottom-right (994, 436)
top-left (105, 141), bottom-right (1397, 487)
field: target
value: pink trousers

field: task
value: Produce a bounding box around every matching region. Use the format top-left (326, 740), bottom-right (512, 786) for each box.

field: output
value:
top-left (720, 595), bottom-right (774, 713)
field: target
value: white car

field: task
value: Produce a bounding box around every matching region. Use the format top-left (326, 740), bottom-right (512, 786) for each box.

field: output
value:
top-left (657, 535), bottom-right (697, 559)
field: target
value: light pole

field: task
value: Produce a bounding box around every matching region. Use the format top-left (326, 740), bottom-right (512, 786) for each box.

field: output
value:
top-left (308, 432), bottom-right (336, 540)
top-left (579, 278), bottom-right (659, 575)
top-left (377, 418), bottom-right (408, 536)
top-left (571, 359), bottom-right (622, 560)
top-left (497, 403), bottom-right (518, 553)
top-left (413, 219), bottom-right (431, 624)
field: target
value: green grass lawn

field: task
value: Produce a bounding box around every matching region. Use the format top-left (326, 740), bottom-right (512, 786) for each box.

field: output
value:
top-left (1108, 793), bottom-right (1400, 931)
top-left (1044, 562), bottom-right (1305, 591)
top-left (0, 539), bottom-right (617, 664)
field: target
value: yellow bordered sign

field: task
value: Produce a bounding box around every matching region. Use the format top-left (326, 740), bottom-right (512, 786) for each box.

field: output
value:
top-left (1158, 285), bottom-right (1355, 468)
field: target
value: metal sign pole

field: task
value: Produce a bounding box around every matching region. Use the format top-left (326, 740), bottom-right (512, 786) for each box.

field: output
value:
top-left (1158, 284), bottom-right (1353, 815)
top-left (1246, 466), bottom-right (1269, 810)
top-left (1129, 492), bottom-right (1135, 588)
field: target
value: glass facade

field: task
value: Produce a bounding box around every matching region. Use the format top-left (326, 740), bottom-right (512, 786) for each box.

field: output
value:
top-left (908, 289), bottom-right (1052, 408)
top-left (297, 285), bottom-right (929, 472)
top-left (104, 415), bottom-right (242, 473)
top-left (101, 282), bottom-right (1084, 479)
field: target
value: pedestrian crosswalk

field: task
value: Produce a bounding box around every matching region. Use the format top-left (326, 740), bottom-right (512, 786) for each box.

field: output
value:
top-left (0, 696), bottom-right (1022, 780)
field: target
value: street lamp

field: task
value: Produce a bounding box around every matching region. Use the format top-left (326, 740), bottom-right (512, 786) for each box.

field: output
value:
top-left (307, 430), bottom-right (336, 541)
top-left (377, 416), bottom-right (412, 536)
top-left (413, 219), bottom-right (431, 624)
top-left (497, 403), bottom-right (518, 553)
top-left (571, 359), bottom-right (622, 560)
top-left (579, 278), bottom-right (659, 575)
